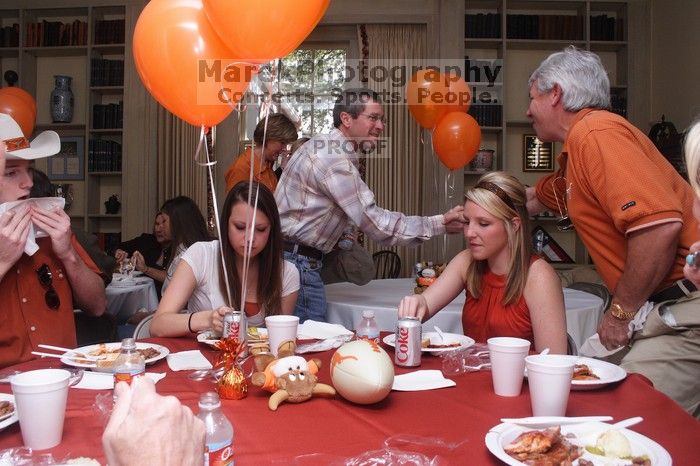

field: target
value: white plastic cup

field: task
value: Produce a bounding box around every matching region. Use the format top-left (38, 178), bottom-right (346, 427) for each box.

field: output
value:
top-left (11, 369), bottom-right (71, 450)
top-left (525, 354), bottom-right (575, 416)
top-left (487, 337), bottom-right (531, 396)
top-left (265, 315), bottom-right (300, 356)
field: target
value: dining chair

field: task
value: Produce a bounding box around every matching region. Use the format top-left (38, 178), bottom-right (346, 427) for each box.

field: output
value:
top-left (372, 250), bottom-right (401, 279)
top-left (133, 314), bottom-right (154, 340)
top-left (566, 333), bottom-right (578, 356)
top-left (567, 282), bottom-right (612, 312)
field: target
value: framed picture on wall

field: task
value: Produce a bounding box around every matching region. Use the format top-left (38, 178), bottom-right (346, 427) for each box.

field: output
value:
top-left (47, 137), bottom-right (84, 181)
top-left (523, 134), bottom-right (554, 172)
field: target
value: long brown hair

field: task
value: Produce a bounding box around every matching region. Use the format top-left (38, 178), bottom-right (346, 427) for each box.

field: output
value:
top-left (219, 181), bottom-right (283, 316)
top-left (464, 172), bottom-right (532, 305)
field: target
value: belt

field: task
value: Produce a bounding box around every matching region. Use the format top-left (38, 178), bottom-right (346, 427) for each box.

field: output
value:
top-left (283, 240), bottom-right (324, 260)
top-left (649, 279), bottom-right (697, 303)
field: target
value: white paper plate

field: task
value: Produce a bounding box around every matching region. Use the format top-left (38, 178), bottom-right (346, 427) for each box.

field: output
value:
top-left (109, 275), bottom-right (151, 288)
top-left (0, 393), bottom-right (18, 431)
top-left (523, 355), bottom-right (627, 390)
top-left (485, 421), bottom-right (671, 466)
top-left (383, 332), bottom-right (475, 353)
top-left (196, 328), bottom-right (268, 348)
top-left (60, 342), bottom-right (169, 372)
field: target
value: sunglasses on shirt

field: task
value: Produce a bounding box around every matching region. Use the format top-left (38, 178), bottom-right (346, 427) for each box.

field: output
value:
top-left (36, 263), bottom-right (61, 310)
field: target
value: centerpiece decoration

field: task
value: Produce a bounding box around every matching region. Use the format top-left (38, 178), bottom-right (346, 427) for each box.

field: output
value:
top-left (414, 262), bottom-right (447, 294)
top-left (214, 338), bottom-right (248, 400)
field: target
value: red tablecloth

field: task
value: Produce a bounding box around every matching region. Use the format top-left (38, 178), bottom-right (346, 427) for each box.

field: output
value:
top-left (1, 336), bottom-right (698, 464)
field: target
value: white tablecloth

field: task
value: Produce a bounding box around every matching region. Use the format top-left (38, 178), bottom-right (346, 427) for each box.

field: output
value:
top-left (106, 276), bottom-right (159, 322)
top-left (325, 278), bottom-right (604, 351)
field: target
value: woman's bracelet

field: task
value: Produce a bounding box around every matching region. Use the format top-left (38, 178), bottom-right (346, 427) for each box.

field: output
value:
top-left (188, 312), bottom-right (197, 333)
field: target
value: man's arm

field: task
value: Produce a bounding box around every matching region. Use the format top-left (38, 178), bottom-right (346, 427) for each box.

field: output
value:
top-left (526, 186), bottom-right (548, 216)
top-left (598, 221), bottom-right (681, 349)
top-left (30, 207), bottom-right (106, 316)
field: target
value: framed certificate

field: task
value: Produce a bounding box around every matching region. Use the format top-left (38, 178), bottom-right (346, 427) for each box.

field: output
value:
top-left (47, 137), bottom-right (84, 180)
top-left (523, 134), bottom-right (554, 172)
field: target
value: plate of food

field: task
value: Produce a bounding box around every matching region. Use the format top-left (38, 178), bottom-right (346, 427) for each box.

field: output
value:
top-left (485, 421), bottom-right (671, 466)
top-left (197, 327), bottom-right (268, 348)
top-left (382, 332), bottom-right (475, 353)
top-left (60, 342), bottom-right (169, 372)
top-left (0, 393), bottom-right (18, 431)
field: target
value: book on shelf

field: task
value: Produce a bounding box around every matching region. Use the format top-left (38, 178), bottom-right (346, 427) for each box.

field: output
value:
top-left (92, 102), bottom-right (123, 130)
top-left (88, 139), bottom-right (122, 172)
top-left (506, 14), bottom-right (584, 41)
top-left (590, 14), bottom-right (623, 41)
top-left (469, 104), bottom-right (502, 128)
top-left (90, 58), bottom-right (124, 86)
top-left (0, 24), bottom-right (19, 47)
top-left (94, 19), bottom-right (125, 45)
top-left (24, 19), bottom-right (88, 47)
top-left (465, 13), bottom-right (500, 39)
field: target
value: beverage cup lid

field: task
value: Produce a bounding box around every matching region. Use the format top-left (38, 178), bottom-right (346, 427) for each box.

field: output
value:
top-left (487, 337), bottom-right (531, 353)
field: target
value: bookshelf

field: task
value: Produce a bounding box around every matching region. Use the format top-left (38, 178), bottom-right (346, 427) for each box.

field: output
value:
top-left (0, 4), bottom-right (126, 245)
top-left (464, 0), bottom-right (630, 264)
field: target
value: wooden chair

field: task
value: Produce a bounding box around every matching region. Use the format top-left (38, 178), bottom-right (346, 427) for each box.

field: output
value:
top-left (372, 250), bottom-right (401, 279)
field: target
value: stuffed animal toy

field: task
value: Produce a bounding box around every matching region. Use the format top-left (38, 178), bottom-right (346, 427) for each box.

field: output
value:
top-left (251, 341), bottom-right (336, 411)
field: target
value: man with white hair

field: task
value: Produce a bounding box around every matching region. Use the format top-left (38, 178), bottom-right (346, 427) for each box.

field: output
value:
top-left (524, 47), bottom-right (699, 417)
top-left (0, 113), bottom-right (106, 368)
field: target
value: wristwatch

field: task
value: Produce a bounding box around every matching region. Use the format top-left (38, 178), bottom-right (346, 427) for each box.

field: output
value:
top-left (609, 302), bottom-right (636, 320)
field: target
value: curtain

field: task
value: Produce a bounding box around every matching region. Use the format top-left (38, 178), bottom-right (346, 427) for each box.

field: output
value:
top-left (155, 109), bottom-right (209, 216)
top-left (360, 24), bottom-right (428, 277)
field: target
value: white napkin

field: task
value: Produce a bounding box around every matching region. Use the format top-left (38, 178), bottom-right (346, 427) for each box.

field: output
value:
top-left (579, 301), bottom-right (655, 358)
top-left (0, 198), bottom-right (65, 256)
top-left (110, 274), bottom-right (152, 287)
top-left (392, 370), bottom-right (457, 391)
top-left (297, 320), bottom-right (354, 340)
top-left (72, 372), bottom-right (166, 390)
top-left (166, 350), bottom-right (213, 371)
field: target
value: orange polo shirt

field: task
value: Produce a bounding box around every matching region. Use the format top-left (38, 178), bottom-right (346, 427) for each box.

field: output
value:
top-left (224, 147), bottom-right (277, 193)
top-left (0, 236), bottom-right (103, 368)
top-left (534, 109), bottom-right (699, 293)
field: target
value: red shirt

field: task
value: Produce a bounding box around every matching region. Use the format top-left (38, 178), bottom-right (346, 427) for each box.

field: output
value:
top-left (0, 236), bottom-right (103, 368)
top-left (224, 147), bottom-right (277, 193)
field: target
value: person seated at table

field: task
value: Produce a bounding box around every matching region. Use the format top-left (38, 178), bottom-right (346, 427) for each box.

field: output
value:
top-left (115, 211), bottom-right (172, 294)
top-left (224, 113), bottom-right (298, 193)
top-left (131, 196), bottom-right (211, 293)
top-left (151, 181), bottom-right (300, 337)
top-left (398, 172), bottom-right (567, 354)
top-left (684, 118), bottom-right (700, 289)
top-left (103, 377), bottom-right (205, 465)
top-left (0, 113), bottom-right (106, 368)
top-left (30, 168), bottom-right (116, 285)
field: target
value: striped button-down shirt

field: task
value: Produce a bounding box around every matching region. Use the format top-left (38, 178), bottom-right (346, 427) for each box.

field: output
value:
top-left (275, 129), bottom-right (445, 253)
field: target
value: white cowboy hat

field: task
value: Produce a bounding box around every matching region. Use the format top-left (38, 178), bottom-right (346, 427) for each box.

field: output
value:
top-left (0, 113), bottom-right (60, 160)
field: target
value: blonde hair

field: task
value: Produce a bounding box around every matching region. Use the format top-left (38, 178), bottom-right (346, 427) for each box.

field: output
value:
top-left (685, 118), bottom-right (700, 196)
top-left (464, 172), bottom-right (532, 305)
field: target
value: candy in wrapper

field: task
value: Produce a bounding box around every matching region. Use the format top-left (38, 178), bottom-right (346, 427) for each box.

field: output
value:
top-left (214, 338), bottom-right (248, 400)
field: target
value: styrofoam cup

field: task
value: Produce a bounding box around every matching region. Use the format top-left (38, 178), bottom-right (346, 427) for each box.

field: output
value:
top-left (525, 354), bottom-right (575, 416)
top-left (487, 337), bottom-right (531, 396)
top-left (11, 369), bottom-right (71, 450)
top-left (265, 315), bottom-right (300, 356)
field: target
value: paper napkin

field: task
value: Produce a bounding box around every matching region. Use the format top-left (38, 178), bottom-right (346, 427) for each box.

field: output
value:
top-left (72, 372), bottom-right (166, 390)
top-left (0, 198), bottom-right (65, 256)
top-left (392, 370), bottom-right (457, 391)
top-left (166, 350), bottom-right (213, 371)
top-left (579, 301), bottom-right (654, 358)
top-left (297, 320), bottom-right (354, 340)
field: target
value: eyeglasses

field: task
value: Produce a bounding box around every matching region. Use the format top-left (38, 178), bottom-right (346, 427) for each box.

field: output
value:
top-left (551, 177), bottom-right (574, 231)
top-left (358, 113), bottom-right (387, 125)
top-left (36, 263), bottom-right (60, 310)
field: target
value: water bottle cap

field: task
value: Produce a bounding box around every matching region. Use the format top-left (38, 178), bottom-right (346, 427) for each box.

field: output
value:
top-left (362, 310), bottom-right (375, 319)
top-left (198, 391), bottom-right (221, 409)
top-left (120, 337), bottom-right (136, 350)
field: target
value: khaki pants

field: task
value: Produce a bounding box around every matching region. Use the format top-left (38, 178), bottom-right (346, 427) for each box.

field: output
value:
top-left (620, 292), bottom-right (700, 418)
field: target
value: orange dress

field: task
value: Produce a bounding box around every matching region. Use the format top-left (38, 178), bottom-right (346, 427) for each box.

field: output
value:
top-left (461, 267), bottom-right (534, 346)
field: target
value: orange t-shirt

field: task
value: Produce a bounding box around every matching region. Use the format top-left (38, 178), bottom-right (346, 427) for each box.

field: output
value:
top-left (224, 147), bottom-right (277, 193)
top-left (534, 109), bottom-right (699, 293)
top-left (462, 268), bottom-right (534, 346)
top-left (0, 236), bottom-right (103, 368)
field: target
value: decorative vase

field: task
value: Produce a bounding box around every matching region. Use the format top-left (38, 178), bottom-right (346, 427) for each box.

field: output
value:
top-left (50, 75), bottom-right (74, 123)
top-left (105, 194), bottom-right (121, 214)
top-left (470, 149), bottom-right (495, 172)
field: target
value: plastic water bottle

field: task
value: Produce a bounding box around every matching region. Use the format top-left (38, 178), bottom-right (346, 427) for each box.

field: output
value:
top-left (198, 392), bottom-right (234, 466)
top-left (338, 225), bottom-right (355, 250)
top-left (113, 338), bottom-right (145, 387)
top-left (356, 310), bottom-right (380, 344)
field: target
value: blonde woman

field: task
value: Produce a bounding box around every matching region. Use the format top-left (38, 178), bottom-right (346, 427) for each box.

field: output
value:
top-left (684, 119), bottom-right (700, 287)
top-left (398, 172), bottom-right (567, 353)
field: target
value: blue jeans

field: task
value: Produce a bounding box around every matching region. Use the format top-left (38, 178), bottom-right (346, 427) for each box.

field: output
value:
top-left (284, 251), bottom-right (327, 323)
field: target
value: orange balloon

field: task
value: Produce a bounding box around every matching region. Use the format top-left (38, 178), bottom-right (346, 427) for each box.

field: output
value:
top-left (133, 0), bottom-right (253, 127)
top-left (204, 0), bottom-right (330, 63)
top-left (0, 92), bottom-right (36, 138)
top-left (0, 87), bottom-right (37, 120)
top-left (443, 72), bottom-right (471, 115)
top-left (406, 69), bottom-right (449, 129)
top-left (432, 112), bottom-right (481, 170)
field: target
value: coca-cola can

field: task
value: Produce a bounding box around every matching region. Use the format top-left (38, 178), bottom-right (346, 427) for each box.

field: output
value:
top-left (394, 317), bottom-right (422, 367)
